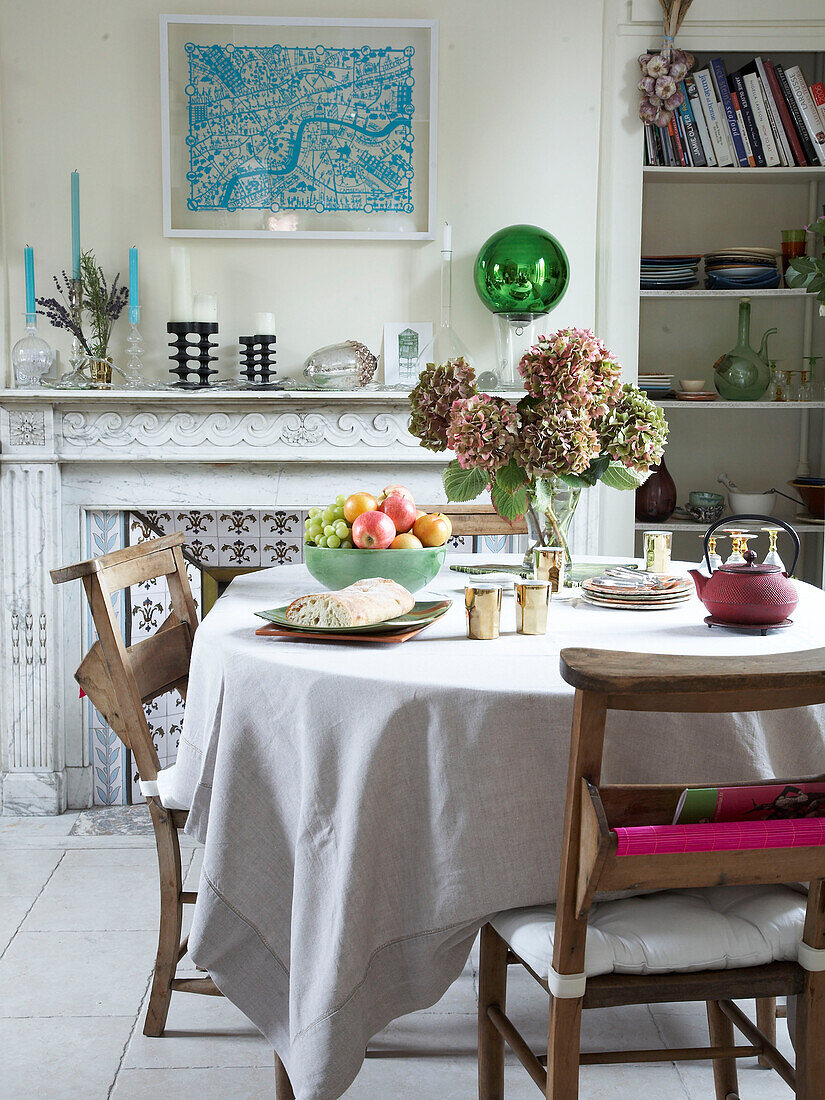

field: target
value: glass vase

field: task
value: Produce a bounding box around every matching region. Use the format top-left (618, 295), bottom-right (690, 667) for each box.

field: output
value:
top-left (712, 298), bottom-right (772, 401)
top-left (12, 318), bottom-right (54, 388)
top-left (522, 475), bottom-right (581, 575)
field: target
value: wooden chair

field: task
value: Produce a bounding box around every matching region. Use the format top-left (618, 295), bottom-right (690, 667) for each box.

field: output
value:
top-left (50, 533), bottom-right (295, 1096)
top-left (477, 646), bottom-right (825, 1098)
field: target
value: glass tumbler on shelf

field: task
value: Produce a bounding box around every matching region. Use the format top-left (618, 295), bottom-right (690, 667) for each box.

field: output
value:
top-left (800, 366), bottom-right (817, 403)
top-left (781, 229), bottom-right (806, 279)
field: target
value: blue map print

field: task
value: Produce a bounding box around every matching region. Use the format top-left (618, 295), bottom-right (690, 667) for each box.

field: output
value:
top-left (184, 42), bottom-right (416, 214)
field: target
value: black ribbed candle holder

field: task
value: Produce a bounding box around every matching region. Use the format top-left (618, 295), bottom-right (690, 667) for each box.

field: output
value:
top-left (239, 335), bottom-right (278, 386)
top-left (167, 322), bottom-right (219, 387)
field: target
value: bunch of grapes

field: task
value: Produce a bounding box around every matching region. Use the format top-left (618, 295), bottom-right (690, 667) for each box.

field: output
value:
top-left (304, 495), bottom-right (353, 549)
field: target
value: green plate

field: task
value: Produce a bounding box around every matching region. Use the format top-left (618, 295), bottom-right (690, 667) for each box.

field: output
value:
top-left (255, 598), bottom-right (452, 635)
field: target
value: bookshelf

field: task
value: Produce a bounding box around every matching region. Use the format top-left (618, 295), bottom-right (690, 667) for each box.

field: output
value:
top-left (635, 45), bottom-right (825, 584)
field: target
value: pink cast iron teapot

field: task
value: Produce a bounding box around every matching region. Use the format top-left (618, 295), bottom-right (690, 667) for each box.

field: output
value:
top-left (689, 514), bottom-right (800, 626)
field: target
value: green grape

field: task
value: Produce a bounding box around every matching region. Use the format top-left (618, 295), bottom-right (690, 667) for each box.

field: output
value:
top-left (334, 520), bottom-right (349, 539)
top-left (322, 507), bottom-right (337, 524)
top-left (308, 522), bottom-right (323, 539)
top-left (316, 536), bottom-right (328, 548)
top-left (308, 506), bottom-right (321, 518)
top-left (326, 534), bottom-right (341, 549)
top-left (333, 506), bottom-right (345, 520)
top-left (341, 538), bottom-right (353, 549)
top-left (335, 494), bottom-right (346, 505)
top-left (323, 524), bottom-right (335, 536)
top-left (304, 516), bottom-right (314, 528)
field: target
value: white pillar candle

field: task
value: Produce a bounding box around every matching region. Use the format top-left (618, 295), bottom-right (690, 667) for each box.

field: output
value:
top-left (193, 293), bottom-right (218, 324)
top-left (254, 311), bottom-right (276, 334)
top-left (442, 221), bottom-right (452, 253)
top-left (169, 247), bottom-right (193, 321)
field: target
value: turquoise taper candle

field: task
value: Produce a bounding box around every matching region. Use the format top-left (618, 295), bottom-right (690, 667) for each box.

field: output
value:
top-left (71, 171), bottom-right (81, 280)
top-left (129, 246), bottom-right (139, 324)
top-left (24, 245), bottom-right (36, 322)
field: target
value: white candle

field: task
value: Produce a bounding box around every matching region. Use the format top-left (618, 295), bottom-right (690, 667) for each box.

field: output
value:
top-left (254, 311), bottom-right (276, 334)
top-left (442, 222), bottom-right (452, 253)
top-left (170, 247), bottom-right (193, 321)
top-left (193, 292), bottom-right (218, 323)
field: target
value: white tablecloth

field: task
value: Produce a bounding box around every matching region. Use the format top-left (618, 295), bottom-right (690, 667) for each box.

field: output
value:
top-left (159, 556), bottom-right (825, 1100)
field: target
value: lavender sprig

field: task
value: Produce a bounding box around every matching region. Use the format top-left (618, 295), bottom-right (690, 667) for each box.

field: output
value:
top-left (37, 252), bottom-right (128, 360)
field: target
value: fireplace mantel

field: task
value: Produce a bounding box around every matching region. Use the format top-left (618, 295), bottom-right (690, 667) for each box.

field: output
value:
top-left (0, 388), bottom-right (598, 814)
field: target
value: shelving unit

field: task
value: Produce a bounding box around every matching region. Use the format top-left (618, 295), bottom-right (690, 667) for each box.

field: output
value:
top-left (635, 47), bottom-right (825, 585)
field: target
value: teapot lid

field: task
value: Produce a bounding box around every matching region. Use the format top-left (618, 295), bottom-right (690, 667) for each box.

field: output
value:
top-left (717, 550), bottom-right (780, 574)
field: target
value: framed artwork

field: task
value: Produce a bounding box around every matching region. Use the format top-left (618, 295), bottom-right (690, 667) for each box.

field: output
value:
top-left (160, 16), bottom-right (437, 240)
top-left (383, 321), bottom-right (433, 385)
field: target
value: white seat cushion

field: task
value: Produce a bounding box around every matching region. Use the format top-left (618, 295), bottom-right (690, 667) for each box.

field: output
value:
top-left (491, 885), bottom-right (806, 980)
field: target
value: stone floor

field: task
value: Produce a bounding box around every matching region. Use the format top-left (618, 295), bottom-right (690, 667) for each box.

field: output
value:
top-left (0, 812), bottom-right (796, 1099)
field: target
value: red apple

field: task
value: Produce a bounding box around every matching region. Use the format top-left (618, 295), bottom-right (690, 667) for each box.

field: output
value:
top-left (379, 492), bottom-right (417, 533)
top-left (352, 510), bottom-right (396, 549)
top-left (390, 533), bottom-right (423, 549)
top-left (377, 483), bottom-right (415, 504)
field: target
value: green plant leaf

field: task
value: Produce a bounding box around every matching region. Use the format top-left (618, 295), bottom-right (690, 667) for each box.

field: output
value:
top-left (558, 472), bottom-right (591, 489)
top-left (442, 460), bottom-right (487, 502)
top-left (490, 460), bottom-right (529, 520)
top-left (600, 462), bottom-right (650, 491)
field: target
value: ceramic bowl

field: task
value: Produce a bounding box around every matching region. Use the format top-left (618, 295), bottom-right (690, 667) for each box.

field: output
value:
top-left (791, 480), bottom-right (825, 519)
top-left (679, 379), bottom-right (707, 392)
top-left (303, 543), bottom-right (447, 593)
top-left (728, 491), bottom-right (776, 515)
top-left (689, 491), bottom-right (725, 509)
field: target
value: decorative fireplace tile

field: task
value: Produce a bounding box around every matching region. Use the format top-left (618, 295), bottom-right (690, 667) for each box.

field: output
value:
top-left (261, 539), bottom-right (303, 567)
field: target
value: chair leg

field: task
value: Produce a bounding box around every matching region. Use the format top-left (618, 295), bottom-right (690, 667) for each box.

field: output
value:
top-left (755, 997), bottom-right (776, 1069)
top-left (478, 925), bottom-right (508, 1100)
top-left (275, 1052), bottom-right (295, 1100)
top-left (795, 973), bottom-right (825, 1099)
top-left (144, 805), bottom-right (184, 1037)
top-left (545, 997), bottom-right (583, 1099)
top-left (706, 1000), bottom-right (738, 1100)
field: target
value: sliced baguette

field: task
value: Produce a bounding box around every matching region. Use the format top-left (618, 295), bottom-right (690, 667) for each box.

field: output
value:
top-left (285, 577), bottom-right (415, 628)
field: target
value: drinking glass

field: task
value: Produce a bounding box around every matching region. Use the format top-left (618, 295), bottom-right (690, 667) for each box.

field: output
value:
top-left (781, 229), bottom-right (806, 278)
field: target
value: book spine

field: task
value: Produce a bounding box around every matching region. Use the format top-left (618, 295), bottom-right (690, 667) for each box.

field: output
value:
top-left (812, 82), bottom-right (825, 132)
top-left (743, 71), bottom-right (780, 167)
top-left (668, 116), bottom-right (687, 166)
top-left (730, 70), bottom-right (765, 166)
top-left (785, 65), bottom-right (825, 166)
top-left (775, 61), bottom-right (817, 164)
top-left (679, 82), bottom-right (707, 166)
top-left (763, 59), bottom-right (807, 166)
top-left (710, 57), bottom-right (750, 167)
top-left (756, 57), bottom-right (793, 166)
top-left (694, 68), bottom-right (733, 166)
top-left (730, 90), bottom-right (756, 167)
top-left (686, 76), bottom-right (717, 166)
top-left (676, 109), bottom-right (694, 165)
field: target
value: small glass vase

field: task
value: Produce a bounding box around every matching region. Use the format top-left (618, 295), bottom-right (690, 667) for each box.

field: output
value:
top-left (712, 298), bottom-right (774, 401)
top-left (523, 475), bottom-right (582, 576)
top-left (12, 318), bottom-right (54, 388)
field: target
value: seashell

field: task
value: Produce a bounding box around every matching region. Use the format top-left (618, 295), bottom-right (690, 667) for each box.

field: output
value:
top-left (303, 340), bottom-right (378, 389)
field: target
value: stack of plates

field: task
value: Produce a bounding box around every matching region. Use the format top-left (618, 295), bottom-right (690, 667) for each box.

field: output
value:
top-left (704, 248), bottom-right (781, 291)
top-left (581, 574), bottom-right (694, 611)
top-left (638, 372), bottom-right (674, 397)
top-left (641, 255), bottom-right (701, 290)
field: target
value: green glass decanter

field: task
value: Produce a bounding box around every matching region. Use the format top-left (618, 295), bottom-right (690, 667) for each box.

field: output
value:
top-left (712, 298), bottom-right (777, 401)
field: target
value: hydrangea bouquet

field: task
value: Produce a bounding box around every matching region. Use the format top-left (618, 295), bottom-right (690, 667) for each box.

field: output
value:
top-left (408, 328), bottom-right (668, 562)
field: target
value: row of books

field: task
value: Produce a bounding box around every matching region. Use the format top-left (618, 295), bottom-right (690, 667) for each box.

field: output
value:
top-left (644, 55), bottom-right (825, 168)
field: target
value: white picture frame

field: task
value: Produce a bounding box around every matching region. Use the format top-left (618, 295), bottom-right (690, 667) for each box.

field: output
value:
top-left (160, 15), bottom-right (438, 240)
top-left (382, 321), bottom-right (433, 386)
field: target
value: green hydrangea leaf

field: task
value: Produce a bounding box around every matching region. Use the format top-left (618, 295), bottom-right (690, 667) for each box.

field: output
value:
top-left (491, 460), bottom-right (529, 520)
top-left (442, 460), bottom-right (488, 502)
top-left (600, 462), bottom-right (650, 491)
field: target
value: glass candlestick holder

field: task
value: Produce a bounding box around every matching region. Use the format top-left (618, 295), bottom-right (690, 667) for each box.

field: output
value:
top-left (12, 314), bottom-right (54, 387)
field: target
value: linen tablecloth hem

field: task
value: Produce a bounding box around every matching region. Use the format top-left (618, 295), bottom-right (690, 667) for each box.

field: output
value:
top-left (190, 874), bottom-right (483, 1100)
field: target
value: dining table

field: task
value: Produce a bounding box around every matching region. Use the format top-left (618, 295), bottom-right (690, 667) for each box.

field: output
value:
top-left (157, 554), bottom-right (825, 1100)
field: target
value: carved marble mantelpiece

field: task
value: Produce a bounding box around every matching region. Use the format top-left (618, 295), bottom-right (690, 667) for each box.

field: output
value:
top-left (0, 388), bottom-right (600, 814)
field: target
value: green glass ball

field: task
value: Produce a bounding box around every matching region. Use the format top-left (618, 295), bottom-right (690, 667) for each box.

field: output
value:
top-left (473, 224), bottom-right (570, 315)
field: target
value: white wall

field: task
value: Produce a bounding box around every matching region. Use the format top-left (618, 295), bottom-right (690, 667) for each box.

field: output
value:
top-left (0, 0), bottom-right (607, 386)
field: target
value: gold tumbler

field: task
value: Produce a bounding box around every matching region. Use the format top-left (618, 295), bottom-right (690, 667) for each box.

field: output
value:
top-left (515, 580), bottom-right (551, 635)
top-left (533, 546), bottom-right (566, 593)
top-left (465, 583), bottom-right (502, 640)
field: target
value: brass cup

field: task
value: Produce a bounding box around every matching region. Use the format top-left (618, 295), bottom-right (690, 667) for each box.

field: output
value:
top-left (533, 546), bottom-right (566, 593)
top-left (515, 580), bottom-right (551, 635)
top-left (465, 583), bottom-right (502, 640)
top-left (87, 356), bottom-right (113, 388)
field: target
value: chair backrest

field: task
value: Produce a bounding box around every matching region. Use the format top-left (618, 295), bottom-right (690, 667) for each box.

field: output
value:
top-left (51, 533), bottom-right (199, 783)
top-left (421, 504), bottom-right (527, 537)
top-left (554, 647), bottom-right (825, 977)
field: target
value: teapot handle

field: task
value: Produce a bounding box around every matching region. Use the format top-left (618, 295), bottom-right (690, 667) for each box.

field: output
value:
top-left (703, 514), bottom-right (800, 575)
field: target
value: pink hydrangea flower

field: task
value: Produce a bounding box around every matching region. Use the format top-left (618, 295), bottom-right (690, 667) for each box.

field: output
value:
top-left (446, 394), bottom-right (520, 474)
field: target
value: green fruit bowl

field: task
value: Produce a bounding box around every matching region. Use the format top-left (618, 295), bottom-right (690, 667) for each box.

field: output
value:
top-left (303, 543), bottom-right (448, 594)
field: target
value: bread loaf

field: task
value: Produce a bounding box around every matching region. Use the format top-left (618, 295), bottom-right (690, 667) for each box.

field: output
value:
top-left (285, 577), bottom-right (414, 628)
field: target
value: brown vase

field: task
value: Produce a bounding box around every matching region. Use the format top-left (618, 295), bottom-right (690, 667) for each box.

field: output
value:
top-left (635, 457), bottom-right (677, 522)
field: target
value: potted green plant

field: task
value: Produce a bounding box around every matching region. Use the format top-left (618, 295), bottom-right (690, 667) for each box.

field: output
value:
top-left (786, 215), bottom-right (825, 315)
